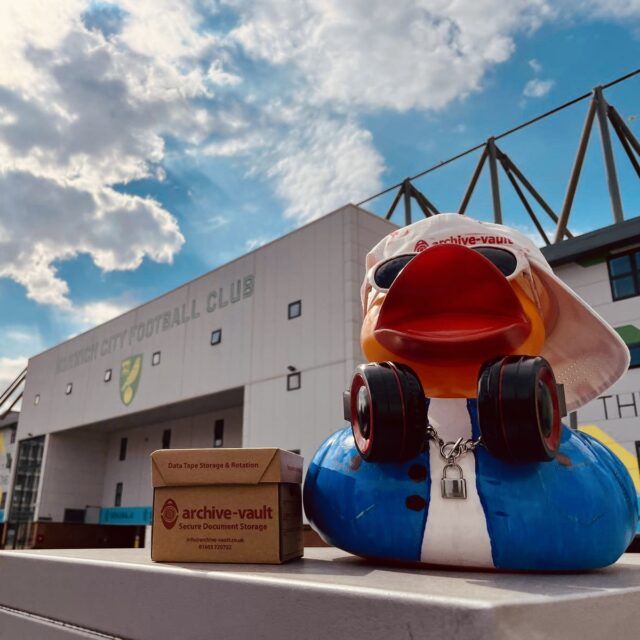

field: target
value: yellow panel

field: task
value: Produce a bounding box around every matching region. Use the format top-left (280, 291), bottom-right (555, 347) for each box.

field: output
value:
top-left (579, 425), bottom-right (640, 493)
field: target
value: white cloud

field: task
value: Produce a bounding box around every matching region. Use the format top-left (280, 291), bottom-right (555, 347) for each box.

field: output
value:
top-left (2, 0), bottom-right (640, 316)
top-left (523, 78), bottom-right (555, 98)
top-left (0, 2), bottom-right (230, 309)
top-left (265, 117), bottom-right (384, 223)
top-left (208, 60), bottom-right (242, 87)
top-left (77, 300), bottom-right (131, 328)
top-left (4, 326), bottom-right (44, 352)
top-left (201, 106), bottom-right (384, 224)
top-left (571, 1), bottom-right (640, 20)
top-left (245, 237), bottom-right (271, 250)
top-left (116, 0), bottom-right (216, 63)
top-left (56, 298), bottom-right (135, 339)
top-left (0, 172), bottom-right (184, 307)
top-left (229, 0), bottom-right (555, 112)
top-left (202, 214), bottom-right (230, 231)
top-left (201, 133), bottom-right (265, 157)
top-left (529, 58), bottom-right (543, 74)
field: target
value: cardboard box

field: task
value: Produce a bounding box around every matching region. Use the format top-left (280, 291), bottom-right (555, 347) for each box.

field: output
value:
top-left (150, 448), bottom-right (304, 564)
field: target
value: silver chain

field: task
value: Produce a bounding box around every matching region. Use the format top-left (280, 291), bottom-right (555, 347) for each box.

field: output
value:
top-left (425, 423), bottom-right (483, 464)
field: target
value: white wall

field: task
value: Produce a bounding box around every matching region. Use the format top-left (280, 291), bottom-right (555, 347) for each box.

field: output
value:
top-left (242, 207), bottom-right (395, 470)
top-left (15, 205), bottom-right (397, 519)
top-left (19, 206), bottom-right (395, 442)
top-left (100, 405), bottom-right (243, 509)
top-left (555, 259), bottom-right (640, 455)
top-left (36, 430), bottom-right (108, 522)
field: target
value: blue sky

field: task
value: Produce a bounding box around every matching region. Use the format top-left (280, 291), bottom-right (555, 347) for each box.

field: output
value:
top-left (1, 0), bottom-right (639, 386)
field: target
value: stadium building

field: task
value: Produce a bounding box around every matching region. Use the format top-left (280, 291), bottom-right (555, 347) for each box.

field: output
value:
top-left (2, 205), bottom-right (393, 547)
top-left (542, 215), bottom-right (640, 505)
top-left (1, 205), bottom-right (639, 548)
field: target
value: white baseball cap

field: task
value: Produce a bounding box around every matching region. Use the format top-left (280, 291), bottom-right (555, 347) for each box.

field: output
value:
top-left (362, 213), bottom-right (629, 412)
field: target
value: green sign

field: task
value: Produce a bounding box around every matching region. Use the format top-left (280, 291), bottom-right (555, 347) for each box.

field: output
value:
top-left (120, 354), bottom-right (143, 406)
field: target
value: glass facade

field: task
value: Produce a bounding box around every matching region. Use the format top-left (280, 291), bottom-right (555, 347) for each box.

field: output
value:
top-left (5, 436), bottom-right (45, 549)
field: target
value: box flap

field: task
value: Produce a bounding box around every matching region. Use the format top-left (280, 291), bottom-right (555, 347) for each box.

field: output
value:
top-left (261, 448), bottom-right (303, 484)
top-left (151, 448), bottom-right (303, 487)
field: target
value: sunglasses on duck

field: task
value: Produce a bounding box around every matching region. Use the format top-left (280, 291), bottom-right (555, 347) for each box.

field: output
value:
top-left (368, 246), bottom-right (528, 293)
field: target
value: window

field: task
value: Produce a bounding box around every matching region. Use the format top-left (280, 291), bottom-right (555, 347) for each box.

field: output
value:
top-left (210, 329), bottom-right (222, 346)
top-left (7, 436), bottom-right (44, 544)
top-left (288, 300), bottom-right (302, 319)
top-left (10, 428), bottom-right (16, 444)
top-left (119, 437), bottom-right (128, 461)
top-left (214, 419), bottom-right (224, 448)
top-left (152, 351), bottom-right (161, 366)
top-left (65, 383), bottom-right (73, 395)
top-left (608, 250), bottom-right (640, 301)
top-left (162, 429), bottom-right (171, 449)
top-left (64, 508), bottom-right (86, 524)
top-left (287, 372), bottom-right (301, 391)
top-left (104, 369), bottom-right (112, 382)
top-left (33, 394), bottom-right (40, 406)
top-left (114, 482), bottom-right (123, 507)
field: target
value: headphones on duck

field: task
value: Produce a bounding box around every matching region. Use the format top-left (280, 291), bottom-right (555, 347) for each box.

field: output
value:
top-left (343, 356), bottom-right (566, 464)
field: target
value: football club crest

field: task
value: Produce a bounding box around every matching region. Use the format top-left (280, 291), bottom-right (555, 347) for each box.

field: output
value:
top-left (120, 354), bottom-right (143, 406)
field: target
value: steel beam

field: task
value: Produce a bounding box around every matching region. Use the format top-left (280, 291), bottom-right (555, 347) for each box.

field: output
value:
top-left (0, 368), bottom-right (26, 408)
top-left (0, 392), bottom-right (22, 421)
top-left (410, 184), bottom-right (439, 217)
top-left (487, 138), bottom-right (502, 224)
top-left (555, 96), bottom-right (597, 243)
top-left (608, 105), bottom-right (640, 156)
top-left (594, 86), bottom-right (624, 223)
top-left (609, 113), bottom-right (640, 178)
top-left (458, 147), bottom-right (488, 215)
top-left (499, 157), bottom-right (550, 245)
top-left (403, 179), bottom-right (412, 226)
top-left (384, 184), bottom-right (404, 220)
top-left (608, 107), bottom-right (640, 178)
top-left (500, 154), bottom-right (573, 239)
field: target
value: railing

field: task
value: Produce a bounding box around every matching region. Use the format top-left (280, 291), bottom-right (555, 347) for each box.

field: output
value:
top-left (0, 367), bottom-right (26, 420)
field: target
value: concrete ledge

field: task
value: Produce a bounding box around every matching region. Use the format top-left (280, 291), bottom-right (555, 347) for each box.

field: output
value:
top-left (0, 548), bottom-right (639, 640)
top-left (0, 605), bottom-right (112, 639)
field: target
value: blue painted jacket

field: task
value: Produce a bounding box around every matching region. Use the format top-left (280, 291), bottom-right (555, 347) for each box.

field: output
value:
top-left (304, 399), bottom-right (638, 570)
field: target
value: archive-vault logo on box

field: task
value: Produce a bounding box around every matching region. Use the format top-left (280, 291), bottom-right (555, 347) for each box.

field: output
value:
top-left (160, 498), bottom-right (179, 530)
top-left (120, 354), bottom-right (143, 406)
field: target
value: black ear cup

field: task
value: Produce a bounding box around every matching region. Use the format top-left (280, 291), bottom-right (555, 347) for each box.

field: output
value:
top-left (477, 356), bottom-right (562, 463)
top-left (347, 362), bottom-right (426, 463)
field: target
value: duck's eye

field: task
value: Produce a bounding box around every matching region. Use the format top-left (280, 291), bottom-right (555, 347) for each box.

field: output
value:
top-left (472, 247), bottom-right (518, 277)
top-left (374, 254), bottom-right (414, 289)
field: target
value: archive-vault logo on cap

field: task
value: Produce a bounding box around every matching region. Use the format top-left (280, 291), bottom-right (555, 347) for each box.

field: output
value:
top-left (160, 498), bottom-right (179, 530)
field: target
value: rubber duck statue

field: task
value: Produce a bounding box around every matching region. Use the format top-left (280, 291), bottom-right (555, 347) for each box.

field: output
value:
top-left (304, 214), bottom-right (638, 570)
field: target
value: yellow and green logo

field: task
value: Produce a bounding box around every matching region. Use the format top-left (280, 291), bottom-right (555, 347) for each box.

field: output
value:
top-left (120, 354), bottom-right (143, 406)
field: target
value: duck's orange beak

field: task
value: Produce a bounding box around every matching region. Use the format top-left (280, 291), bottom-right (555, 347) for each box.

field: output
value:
top-left (374, 244), bottom-right (531, 360)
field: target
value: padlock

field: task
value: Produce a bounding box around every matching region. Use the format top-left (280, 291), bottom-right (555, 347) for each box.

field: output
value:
top-left (441, 463), bottom-right (467, 499)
